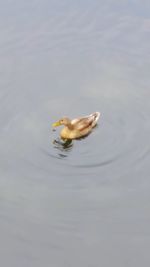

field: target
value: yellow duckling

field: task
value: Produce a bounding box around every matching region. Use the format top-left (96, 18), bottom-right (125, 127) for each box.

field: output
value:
top-left (52, 112), bottom-right (100, 140)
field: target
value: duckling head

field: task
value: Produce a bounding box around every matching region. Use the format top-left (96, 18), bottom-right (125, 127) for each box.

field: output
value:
top-left (52, 117), bottom-right (71, 127)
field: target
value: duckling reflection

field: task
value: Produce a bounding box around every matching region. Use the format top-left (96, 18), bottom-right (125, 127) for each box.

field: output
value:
top-left (53, 138), bottom-right (73, 157)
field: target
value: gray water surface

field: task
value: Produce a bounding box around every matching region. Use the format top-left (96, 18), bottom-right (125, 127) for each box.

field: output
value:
top-left (0, 1), bottom-right (150, 266)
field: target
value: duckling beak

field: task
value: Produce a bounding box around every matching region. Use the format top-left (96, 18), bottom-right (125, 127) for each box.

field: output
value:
top-left (52, 121), bottom-right (61, 127)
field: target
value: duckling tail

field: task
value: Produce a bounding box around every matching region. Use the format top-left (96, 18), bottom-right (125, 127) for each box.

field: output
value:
top-left (93, 112), bottom-right (100, 123)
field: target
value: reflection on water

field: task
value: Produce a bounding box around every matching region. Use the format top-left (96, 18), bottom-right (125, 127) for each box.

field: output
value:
top-left (53, 138), bottom-right (73, 158)
top-left (0, 0), bottom-right (150, 266)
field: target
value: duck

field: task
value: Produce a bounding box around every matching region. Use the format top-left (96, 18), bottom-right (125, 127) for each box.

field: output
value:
top-left (52, 112), bottom-right (100, 140)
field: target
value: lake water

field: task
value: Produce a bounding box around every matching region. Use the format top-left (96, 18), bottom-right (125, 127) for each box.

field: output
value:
top-left (0, 1), bottom-right (150, 266)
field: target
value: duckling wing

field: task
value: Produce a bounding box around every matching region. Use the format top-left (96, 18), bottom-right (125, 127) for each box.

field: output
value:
top-left (71, 112), bottom-right (100, 131)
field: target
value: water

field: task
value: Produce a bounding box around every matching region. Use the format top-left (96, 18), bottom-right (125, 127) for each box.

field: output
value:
top-left (0, 0), bottom-right (150, 266)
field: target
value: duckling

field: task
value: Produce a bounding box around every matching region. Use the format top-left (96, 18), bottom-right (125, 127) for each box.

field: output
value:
top-left (52, 112), bottom-right (100, 140)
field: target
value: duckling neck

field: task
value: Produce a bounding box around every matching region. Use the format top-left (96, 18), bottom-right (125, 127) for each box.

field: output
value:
top-left (66, 122), bottom-right (74, 130)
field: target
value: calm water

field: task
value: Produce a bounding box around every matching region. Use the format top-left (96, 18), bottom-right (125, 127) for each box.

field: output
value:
top-left (0, 1), bottom-right (150, 266)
